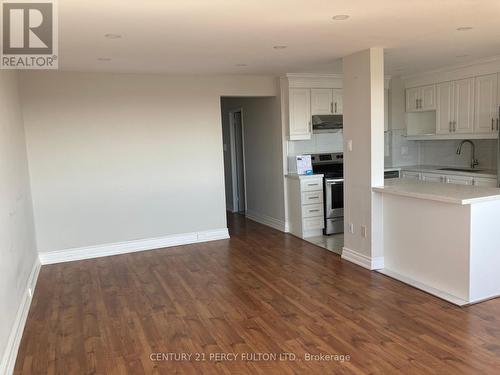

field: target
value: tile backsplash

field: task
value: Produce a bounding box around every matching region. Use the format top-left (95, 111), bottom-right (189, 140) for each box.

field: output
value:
top-left (287, 131), bottom-right (343, 156)
top-left (418, 139), bottom-right (497, 170)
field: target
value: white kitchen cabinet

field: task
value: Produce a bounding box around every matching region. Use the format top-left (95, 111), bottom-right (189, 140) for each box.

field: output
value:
top-left (310, 88), bottom-right (342, 115)
top-left (332, 89), bottom-right (343, 114)
top-left (286, 175), bottom-right (324, 238)
top-left (289, 88), bottom-right (312, 140)
top-left (454, 78), bottom-right (475, 134)
top-left (406, 85), bottom-right (436, 112)
top-left (474, 74), bottom-right (498, 134)
top-left (473, 177), bottom-right (498, 187)
top-left (444, 175), bottom-right (473, 185)
top-left (421, 172), bottom-right (444, 183)
top-left (436, 78), bottom-right (475, 135)
top-left (436, 81), bottom-right (455, 134)
top-left (401, 171), bottom-right (421, 180)
top-left (384, 89), bottom-right (389, 131)
top-left (311, 89), bottom-right (333, 115)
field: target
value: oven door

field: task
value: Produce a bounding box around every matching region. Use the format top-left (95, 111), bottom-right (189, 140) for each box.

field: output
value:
top-left (325, 178), bottom-right (344, 219)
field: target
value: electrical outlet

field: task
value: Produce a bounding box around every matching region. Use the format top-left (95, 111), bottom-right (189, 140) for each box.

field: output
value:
top-left (349, 223), bottom-right (354, 234)
top-left (361, 225), bottom-right (367, 238)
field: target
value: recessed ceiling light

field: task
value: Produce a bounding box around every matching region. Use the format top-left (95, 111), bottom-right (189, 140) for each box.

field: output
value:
top-left (104, 33), bottom-right (122, 39)
top-left (456, 27), bottom-right (473, 31)
top-left (332, 15), bottom-right (350, 21)
top-left (273, 45), bottom-right (288, 50)
top-left (97, 57), bottom-right (112, 61)
top-left (235, 63), bottom-right (248, 67)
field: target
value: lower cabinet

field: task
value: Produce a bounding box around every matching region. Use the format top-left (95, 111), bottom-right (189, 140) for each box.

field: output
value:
top-left (286, 175), bottom-right (324, 238)
top-left (401, 170), bottom-right (497, 187)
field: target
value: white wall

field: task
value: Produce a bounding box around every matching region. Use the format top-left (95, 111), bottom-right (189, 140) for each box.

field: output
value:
top-left (0, 71), bottom-right (38, 373)
top-left (19, 71), bottom-right (278, 253)
top-left (221, 97), bottom-right (285, 224)
top-left (342, 48), bottom-right (385, 268)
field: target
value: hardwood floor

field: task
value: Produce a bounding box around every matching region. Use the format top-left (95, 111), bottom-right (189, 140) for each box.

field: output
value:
top-left (14, 214), bottom-right (500, 374)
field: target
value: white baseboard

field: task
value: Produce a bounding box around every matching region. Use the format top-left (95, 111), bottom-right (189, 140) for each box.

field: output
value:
top-left (0, 257), bottom-right (41, 375)
top-left (342, 247), bottom-right (384, 270)
top-left (377, 268), bottom-right (468, 306)
top-left (39, 228), bottom-right (230, 265)
top-left (245, 210), bottom-right (286, 232)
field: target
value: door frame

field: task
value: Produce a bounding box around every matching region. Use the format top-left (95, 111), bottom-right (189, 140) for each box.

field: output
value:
top-left (228, 108), bottom-right (248, 213)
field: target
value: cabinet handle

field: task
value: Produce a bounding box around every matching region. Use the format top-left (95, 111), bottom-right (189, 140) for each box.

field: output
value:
top-left (307, 183), bottom-right (319, 186)
top-left (497, 118), bottom-right (499, 131)
top-left (416, 99), bottom-right (419, 109)
top-left (330, 102), bottom-right (333, 113)
top-left (309, 209), bottom-right (320, 213)
top-left (309, 120), bottom-right (312, 133)
top-left (492, 118), bottom-right (495, 131)
top-left (449, 121), bottom-right (452, 132)
top-left (453, 121), bottom-right (457, 132)
top-left (335, 102), bottom-right (338, 113)
top-left (308, 196), bottom-right (319, 200)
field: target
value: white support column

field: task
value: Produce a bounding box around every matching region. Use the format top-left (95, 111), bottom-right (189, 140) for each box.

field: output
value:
top-left (341, 48), bottom-right (385, 270)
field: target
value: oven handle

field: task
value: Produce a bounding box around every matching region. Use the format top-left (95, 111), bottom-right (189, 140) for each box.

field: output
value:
top-left (325, 179), bottom-right (344, 185)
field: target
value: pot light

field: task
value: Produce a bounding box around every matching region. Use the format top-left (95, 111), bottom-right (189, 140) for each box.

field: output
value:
top-left (273, 45), bottom-right (288, 50)
top-left (332, 15), bottom-right (350, 21)
top-left (456, 27), bottom-right (473, 31)
top-left (97, 57), bottom-right (112, 61)
top-left (104, 33), bottom-right (122, 39)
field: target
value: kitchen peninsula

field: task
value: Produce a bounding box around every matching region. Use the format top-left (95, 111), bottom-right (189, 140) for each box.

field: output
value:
top-left (374, 178), bottom-right (500, 306)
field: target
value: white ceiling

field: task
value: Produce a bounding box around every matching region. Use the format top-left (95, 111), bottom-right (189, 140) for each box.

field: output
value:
top-left (60, 0), bottom-right (500, 76)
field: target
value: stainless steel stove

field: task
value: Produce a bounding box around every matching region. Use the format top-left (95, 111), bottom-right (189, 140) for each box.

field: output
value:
top-left (311, 153), bottom-right (344, 235)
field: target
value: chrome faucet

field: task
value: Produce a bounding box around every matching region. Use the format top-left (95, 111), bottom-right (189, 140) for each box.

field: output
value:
top-left (456, 140), bottom-right (479, 169)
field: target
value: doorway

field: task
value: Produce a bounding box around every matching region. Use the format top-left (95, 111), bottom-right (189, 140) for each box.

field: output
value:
top-left (231, 110), bottom-right (246, 213)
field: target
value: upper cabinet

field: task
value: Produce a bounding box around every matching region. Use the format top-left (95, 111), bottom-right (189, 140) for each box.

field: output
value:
top-left (289, 88), bottom-right (312, 140)
top-left (474, 74), bottom-right (498, 134)
top-left (406, 85), bottom-right (436, 112)
top-left (311, 89), bottom-right (343, 115)
top-left (436, 78), bottom-right (474, 135)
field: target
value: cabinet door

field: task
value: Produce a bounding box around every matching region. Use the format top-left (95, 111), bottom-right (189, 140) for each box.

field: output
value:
top-left (311, 89), bottom-right (333, 115)
top-left (384, 89), bottom-right (389, 131)
top-left (436, 82), bottom-right (454, 134)
top-left (474, 74), bottom-right (498, 134)
top-left (421, 172), bottom-right (444, 183)
top-left (445, 175), bottom-right (473, 185)
top-left (473, 177), bottom-right (498, 187)
top-left (406, 88), bottom-right (419, 112)
top-left (332, 89), bottom-right (343, 114)
top-left (420, 85), bottom-right (436, 110)
top-left (289, 89), bottom-right (311, 140)
top-left (401, 171), bottom-right (421, 180)
top-left (453, 78), bottom-right (475, 134)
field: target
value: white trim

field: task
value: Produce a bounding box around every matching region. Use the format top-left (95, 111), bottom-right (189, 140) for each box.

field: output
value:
top-left (38, 228), bottom-right (230, 265)
top-left (0, 257), bottom-right (41, 375)
top-left (377, 268), bottom-right (468, 306)
top-left (403, 55), bottom-right (500, 88)
top-left (245, 210), bottom-right (286, 232)
top-left (229, 108), bottom-right (247, 213)
top-left (284, 73), bottom-right (391, 89)
top-left (341, 247), bottom-right (384, 270)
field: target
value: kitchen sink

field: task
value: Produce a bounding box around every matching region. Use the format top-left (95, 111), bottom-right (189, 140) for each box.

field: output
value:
top-left (438, 168), bottom-right (485, 173)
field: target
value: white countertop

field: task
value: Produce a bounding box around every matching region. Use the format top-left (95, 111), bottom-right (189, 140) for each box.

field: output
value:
top-left (285, 173), bottom-right (324, 180)
top-left (393, 165), bottom-right (497, 179)
top-left (373, 179), bottom-right (500, 205)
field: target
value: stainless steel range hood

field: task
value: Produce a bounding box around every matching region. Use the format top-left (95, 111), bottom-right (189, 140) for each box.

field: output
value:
top-left (312, 114), bottom-right (343, 133)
